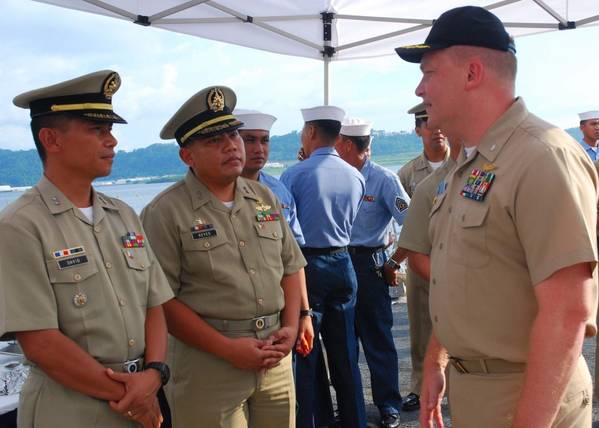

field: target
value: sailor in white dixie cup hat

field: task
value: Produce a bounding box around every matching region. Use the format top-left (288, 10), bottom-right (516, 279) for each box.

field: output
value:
top-left (280, 106), bottom-right (368, 428)
top-left (578, 111), bottom-right (599, 161)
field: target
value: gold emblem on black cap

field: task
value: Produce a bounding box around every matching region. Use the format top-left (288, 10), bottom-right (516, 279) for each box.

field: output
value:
top-left (103, 73), bottom-right (121, 100)
top-left (207, 88), bottom-right (225, 112)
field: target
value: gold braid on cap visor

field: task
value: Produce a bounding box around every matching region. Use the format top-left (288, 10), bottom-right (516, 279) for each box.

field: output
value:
top-left (180, 114), bottom-right (236, 144)
top-left (50, 103), bottom-right (113, 112)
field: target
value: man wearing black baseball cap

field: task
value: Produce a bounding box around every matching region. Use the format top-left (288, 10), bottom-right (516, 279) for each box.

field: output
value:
top-left (396, 6), bottom-right (597, 428)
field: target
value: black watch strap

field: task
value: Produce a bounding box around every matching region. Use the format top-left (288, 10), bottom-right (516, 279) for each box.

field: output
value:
top-left (143, 361), bottom-right (170, 386)
top-left (300, 309), bottom-right (314, 318)
top-left (385, 258), bottom-right (401, 270)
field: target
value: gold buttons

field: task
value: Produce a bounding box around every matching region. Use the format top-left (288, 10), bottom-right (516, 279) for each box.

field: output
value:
top-left (73, 273), bottom-right (82, 281)
top-left (105, 262), bottom-right (112, 269)
top-left (128, 339), bottom-right (135, 347)
top-left (249, 268), bottom-right (256, 275)
top-left (204, 242), bottom-right (211, 248)
top-left (272, 232), bottom-right (278, 238)
top-left (239, 241), bottom-right (246, 247)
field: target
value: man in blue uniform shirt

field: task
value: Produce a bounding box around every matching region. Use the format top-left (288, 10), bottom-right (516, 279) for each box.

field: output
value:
top-left (236, 109), bottom-right (305, 245)
top-left (335, 118), bottom-right (410, 428)
top-left (578, 111), bottom-right (599, 161)
top-left (281, 106), bottom-right (367, 428)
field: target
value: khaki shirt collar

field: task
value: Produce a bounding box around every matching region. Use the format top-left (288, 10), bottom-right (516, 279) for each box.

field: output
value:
top-left (36, 176), bottom-right (118, 222)
top-left (475, 97), bottom-right (528, 163)
top-left (184, 170), bottom-right (261, 212)
top-left (417, 149), bottom-right (450, 171)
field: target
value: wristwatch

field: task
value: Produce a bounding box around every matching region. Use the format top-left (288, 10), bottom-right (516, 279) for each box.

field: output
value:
top-left (143, 361), bottom-right (170, 386)
top-left (300, 308), bottom-right (314, 318)
top-left (385, 258), bottom-right (401, 271)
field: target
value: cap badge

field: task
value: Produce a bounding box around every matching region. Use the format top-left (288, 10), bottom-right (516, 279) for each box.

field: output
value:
top-left (103, 73), bottom-right (121, 99)
top-left (207, 88), bottom-right (225, 112)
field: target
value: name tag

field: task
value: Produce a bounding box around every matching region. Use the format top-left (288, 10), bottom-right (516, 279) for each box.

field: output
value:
top-left (58, 255), bottom-right (89, 269)
top-left (192, 229), bottom-right (217, 240)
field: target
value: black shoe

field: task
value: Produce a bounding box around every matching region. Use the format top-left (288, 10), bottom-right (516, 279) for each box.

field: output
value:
top-left (380, 412), bottom-right (400, 428)
top-left (401, 392), bottom-right (420, 411)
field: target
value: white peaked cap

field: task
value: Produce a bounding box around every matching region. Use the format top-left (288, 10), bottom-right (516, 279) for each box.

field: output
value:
top-left (301, 105), bottom-right (345, 123)
top-left (579, 111), bottom-right (599, 121)
top-left (234, 109), bottom-right (277, 131)
top-left (340, 117), bottom-right (373, 137)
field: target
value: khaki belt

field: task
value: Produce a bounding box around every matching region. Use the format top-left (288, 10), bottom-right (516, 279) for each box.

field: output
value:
top-left (203, 313), bottom-right (280, 332)
top-left (103, 357), bottom-right (144, 373)
top-left (449, 357), bottom-right (525, 375)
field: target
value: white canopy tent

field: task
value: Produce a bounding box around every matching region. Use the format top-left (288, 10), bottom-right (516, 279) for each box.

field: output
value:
top-left (32, 0), bottom-right (599, 103)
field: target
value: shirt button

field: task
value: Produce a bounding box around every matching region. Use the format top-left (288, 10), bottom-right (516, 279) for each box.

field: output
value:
top-left (128, 339), bottom-right (135, 347)
top-left (73, 273), bottom-right (82, 281)
top-left (105, 262), bottom-right (112, 269)
top-left (94, 227), bottom-right (101, 233)
top-left (140, 263), bottom-right (145, 269)
top-left (272, 232), bottom-right (278, 238)
top-left (239, 241), bottom-right (246, 247)
top-left (119, 299), bottom-right (126, 306)
top-left (257, 298), bottom-right (263, 305)
top-left (204, 242), bottom-right (211, 248)
top-left (249, 268), bottom-right (256, 275)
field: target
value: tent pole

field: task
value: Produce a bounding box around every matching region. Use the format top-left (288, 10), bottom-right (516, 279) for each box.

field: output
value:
top-left (324, 57), bottom-right (330, 105)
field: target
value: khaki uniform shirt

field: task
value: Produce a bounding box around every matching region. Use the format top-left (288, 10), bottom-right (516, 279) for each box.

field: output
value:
top-left (398, 150), bottom-right (449, 197)
top-left (398, 158), bottom-right (456, 257)
top-left (141, 171), bottom-right (306, 320)
top-left (429, 98), bottom-right (598, 362)
top-left (0, 176), bottom-right (173, 360)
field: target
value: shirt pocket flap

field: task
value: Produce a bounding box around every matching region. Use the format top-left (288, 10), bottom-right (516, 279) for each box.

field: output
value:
top-left (180, 229), bottom-right (228, 251)
top-left (254, 222), bottom-right (283, 241)
top-left (46, 258), bottom-right (98, 284)
top-left (121, 248), bottom-right (150, 270)
top-left (461, 205), bottom-right (490, 228)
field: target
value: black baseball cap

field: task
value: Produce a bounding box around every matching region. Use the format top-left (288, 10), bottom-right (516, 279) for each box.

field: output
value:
top-left (395, 6), bottom-right (516, 63)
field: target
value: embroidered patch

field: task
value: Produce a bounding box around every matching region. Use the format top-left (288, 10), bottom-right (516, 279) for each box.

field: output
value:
top-left (461, 168), bottom-right (495, 202)
top-left (57, 255), bottom-right (89, 269)
top-left (121, 232), bottom-right (145, 248)
top-left (395, 197), bottom-right (408, 213)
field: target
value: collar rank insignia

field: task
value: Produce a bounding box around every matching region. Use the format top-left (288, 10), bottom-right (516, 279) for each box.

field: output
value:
top-left (363, 195), bottom-right (375, 202)
top-left (122, 232), bottom-right (145, 248)
top-left (52, 246), bottom-right (85, 259)
top-left (256, 201), bottom-right (280, 222)
top-left (461, 168), bottom-right (495, 202)
top-left (191, 223), bottom-right (217, 240)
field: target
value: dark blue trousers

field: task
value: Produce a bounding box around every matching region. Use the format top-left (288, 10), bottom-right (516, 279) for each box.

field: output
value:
top-left (352, 251), bottom-right (401, 415)
top-left (295, 252), bottom-right (366, 428)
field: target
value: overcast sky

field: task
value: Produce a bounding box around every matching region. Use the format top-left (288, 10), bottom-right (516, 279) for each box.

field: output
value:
top-left (1, 0), bottom-right (598, 152)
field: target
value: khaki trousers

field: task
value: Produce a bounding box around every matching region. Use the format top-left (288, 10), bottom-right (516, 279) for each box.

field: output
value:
top-left (448, 355), bottom-right (592, 428)
top-left (166, 337), bottom-right (295, 428)
top-left (18, 367), bottom-right (136, 428)
top-left (405, 268), bottom-right (431, 393)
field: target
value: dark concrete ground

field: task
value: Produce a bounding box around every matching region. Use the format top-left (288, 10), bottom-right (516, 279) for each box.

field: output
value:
top-left (344, 292), bottom-right (599, 427)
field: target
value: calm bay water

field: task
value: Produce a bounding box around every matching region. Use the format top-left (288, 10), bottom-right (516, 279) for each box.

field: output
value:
top-left (0, 163), bottom-right (405, 214)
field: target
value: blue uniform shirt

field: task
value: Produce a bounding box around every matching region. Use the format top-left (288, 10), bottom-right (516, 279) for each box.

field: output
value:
top-left (258, 171), bottom-right (305, 246)
top-left (578, 140), bottom-right (599, 161)
top-left (280, 146), bottom-right (365, 247)
top-left (350, 159), bottom-right (411, 247)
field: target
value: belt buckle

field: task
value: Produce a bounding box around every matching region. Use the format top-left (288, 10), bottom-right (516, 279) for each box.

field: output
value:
top-left (123, 359), bottom-right (139, 373)
top-left (450, 357), bottom-right (468, 374)
top-left (254, 317), bottom-right (266, 331)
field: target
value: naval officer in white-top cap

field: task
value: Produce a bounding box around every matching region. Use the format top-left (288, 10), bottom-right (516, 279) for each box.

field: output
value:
top-left (280, 106), bottom-right (367, 428)
top-left (578, 111), bottom-right (599, 161)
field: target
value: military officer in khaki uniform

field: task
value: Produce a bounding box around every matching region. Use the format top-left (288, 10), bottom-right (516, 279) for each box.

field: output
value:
top-left (0, 70), bottom-right (174, 428)
top-left (397, 104), bottom-right (448, 412)
top-left (141, 86), bottom-right (306, 428)
top-left (396, 6), bottom-right (597, 428)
